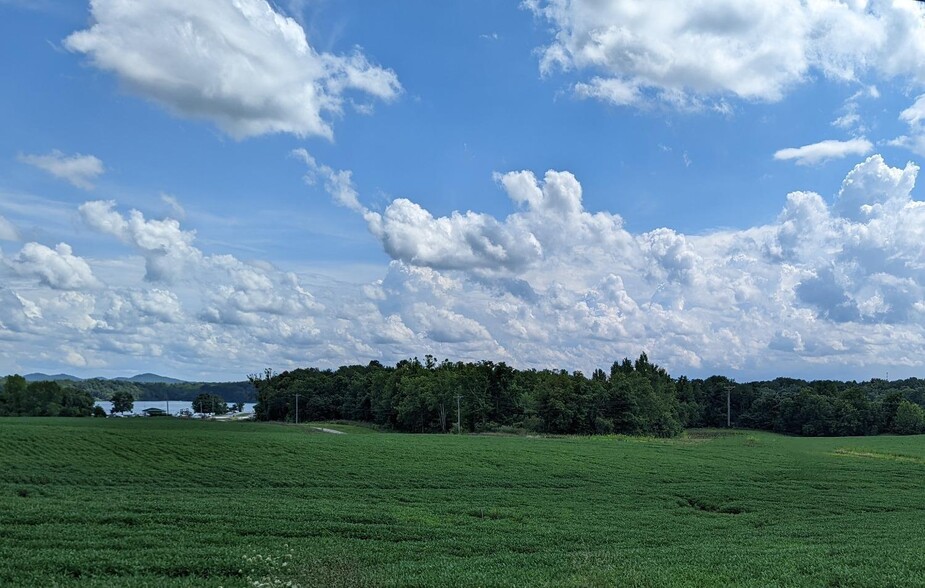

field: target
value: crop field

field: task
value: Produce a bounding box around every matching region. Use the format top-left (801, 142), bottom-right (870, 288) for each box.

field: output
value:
top-left (1, 419), bottom-right (925, 587)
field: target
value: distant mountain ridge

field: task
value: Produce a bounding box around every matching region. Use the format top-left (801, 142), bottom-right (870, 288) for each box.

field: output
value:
top-left (113, 373), bottom-right (184, 384)
top-left (24, 373), bottom-right (83, 382)
top-left (22, 372), bottom-right (187, 384)
top-left (10, 373), bottom-right (255, 403)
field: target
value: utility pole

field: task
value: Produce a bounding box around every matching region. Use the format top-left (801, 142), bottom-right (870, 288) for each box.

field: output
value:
top-left (456, 394), bottom-right (462, 434)
top-left (295, 394), bottom-right (300, 425)
top-left (725, 384), bottom-right (733, 428)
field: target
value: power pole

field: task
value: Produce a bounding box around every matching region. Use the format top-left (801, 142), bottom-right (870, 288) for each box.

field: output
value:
top-left (456, 394), bottom-right (462, 434)
top-left (295, 394), bottom-right (300, 425)
top-left (725, 384), bottom-right (733, 428)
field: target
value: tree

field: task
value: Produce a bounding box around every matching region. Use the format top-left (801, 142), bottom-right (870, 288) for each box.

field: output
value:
top-left (110, 390), bottom-right (134, 414)
top-left (0, 375), bottom-right (27, 415)
top-left (27, 381), bottom-right (63, 416)
top-left (892, 400), bottom-right (925, 435)
top-left (192, 393), bottom-right (228, 415)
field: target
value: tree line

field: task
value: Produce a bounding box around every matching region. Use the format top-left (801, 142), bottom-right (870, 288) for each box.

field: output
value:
top-left (5, 355), bottom-right (925, 435)
top-left (249, 356), bottom-right (925, 437)
top-left (0, 375), bottom-right (99, 417)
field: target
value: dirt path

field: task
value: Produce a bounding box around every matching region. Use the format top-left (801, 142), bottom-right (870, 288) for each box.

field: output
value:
top-left (312, 426), bottom-right (346, 435)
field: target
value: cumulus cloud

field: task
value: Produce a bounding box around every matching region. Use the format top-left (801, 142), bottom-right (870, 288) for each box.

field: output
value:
top-left (361, 169), bottom-right (635, 275)
top-left (129, 289), bottom-right (184, 324)
top-left (9, 154), bottom-right (925, 380)
top-left (525, 0), bottom-right (925, 109)
top-left (79, 200), bottom-right (200, 282)
top-left (774, 138), bottom-right (874, 166)
top-left (65, 0), bottom-right (401, 139)
top-left (18, 150), bottom-right (104, 189)
top-left (409, 303), bottom-right (493, 344)
top-left (834, 154), bottom-right (917, 221)
top-left (297, 152), bottom-right (925, 378)
top-left (5, 242), bottom-right (101, 290)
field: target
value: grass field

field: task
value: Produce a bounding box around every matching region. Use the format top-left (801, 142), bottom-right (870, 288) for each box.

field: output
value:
top-left (1, 419), bottom-right (925, 587)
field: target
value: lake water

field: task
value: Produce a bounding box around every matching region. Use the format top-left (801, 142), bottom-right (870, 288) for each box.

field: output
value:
top-left (94, 400), bottom-right (256, 416)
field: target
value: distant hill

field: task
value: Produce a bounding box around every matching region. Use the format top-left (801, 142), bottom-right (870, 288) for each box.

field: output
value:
top-left (24, 373), bottom-right (83, 382)
top-left (113, 373), bottom-right (185, 384)
top-left (20, 372), bottom-right (186, 384)
top-left (7, 373), bottom-right (254, 403)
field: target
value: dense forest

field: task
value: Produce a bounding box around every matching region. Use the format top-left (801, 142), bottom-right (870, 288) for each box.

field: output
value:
top-left (249, 355), bottom-right (925, 437)
top-left (0, 376), bottom-right (97, 417)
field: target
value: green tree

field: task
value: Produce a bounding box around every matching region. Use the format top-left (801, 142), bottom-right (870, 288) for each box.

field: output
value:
top-left (110, 390), bottom-right (134, 414)
top-left (892, 400), bottom-right (925, 435)
top-left (880, 392), bottom-right (903, 432)
top-left (27, 381), bottom-right (63, 416)
top-left (192, 393), bottom-right (228, 415)
top-left (0, 375), bottom-right (27, 415)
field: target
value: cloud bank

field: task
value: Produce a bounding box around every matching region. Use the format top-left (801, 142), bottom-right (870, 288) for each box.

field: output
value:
top-left (3, 154), bottom-right (925, 381)
top-left (308, 152), bottom-right (925, 378)
top-left (65, 0), bottom-right (401, 139)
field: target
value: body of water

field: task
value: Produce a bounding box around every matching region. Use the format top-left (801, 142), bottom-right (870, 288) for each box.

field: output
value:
top-left (94, 400), bottom-right (256, 416)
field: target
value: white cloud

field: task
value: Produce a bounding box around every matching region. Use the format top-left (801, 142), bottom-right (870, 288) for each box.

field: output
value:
top-left (160, 194), bottom-right (186, 220)
top-left (292, 148), bottom-right (363, 211)
top-left (79, 200), bottom-right (201, 282)
top-left (4, 242), bottom-right (101, 290)
top-left (525, 0), bottom-right (925, 109)
top-left (0, 216), bottom-right (19, 241)
top-left (361, 169), bottom-right (634, 275)
top-left (891, 94), bottom-right (925, 156)
top-left (18, 150), bottom-right (104, 189)
top-left (774, 138), bottom-right (874, 166)
top-left (129, 289), bottom-right (184, 324)
top-left (370, 314), bottom-right (416, 345)
top-left (410, 303), bottom-right (493, 344)
top-left (65, 0), bottom-right (401, 139)
top-left (297, 152), bottom-right (925, 378)
top-left (574, 77), bottom-right (641, 106)
top-left (834, 154), bottom-right (917, 221)
top-left (8, 154), bottom-right (925, 380)
top-left (831, 86), bottom-right (879, 133)
top-left (64, 350), bottom-right (88, 367)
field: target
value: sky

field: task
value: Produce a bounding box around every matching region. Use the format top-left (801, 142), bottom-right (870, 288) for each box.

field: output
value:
top-left (3, 1), bottom-right (925, 382)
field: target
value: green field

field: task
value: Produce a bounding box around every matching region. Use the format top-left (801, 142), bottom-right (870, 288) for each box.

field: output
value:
top-left (1, 419), bottom-right (925, 587)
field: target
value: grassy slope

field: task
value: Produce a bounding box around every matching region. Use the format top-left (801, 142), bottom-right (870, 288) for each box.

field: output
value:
top-left (1, 419), bottom-right (924, 587)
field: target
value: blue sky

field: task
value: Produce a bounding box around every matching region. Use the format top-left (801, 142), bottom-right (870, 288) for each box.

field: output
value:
top-left (3, 0), bottom-right (925, 381)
